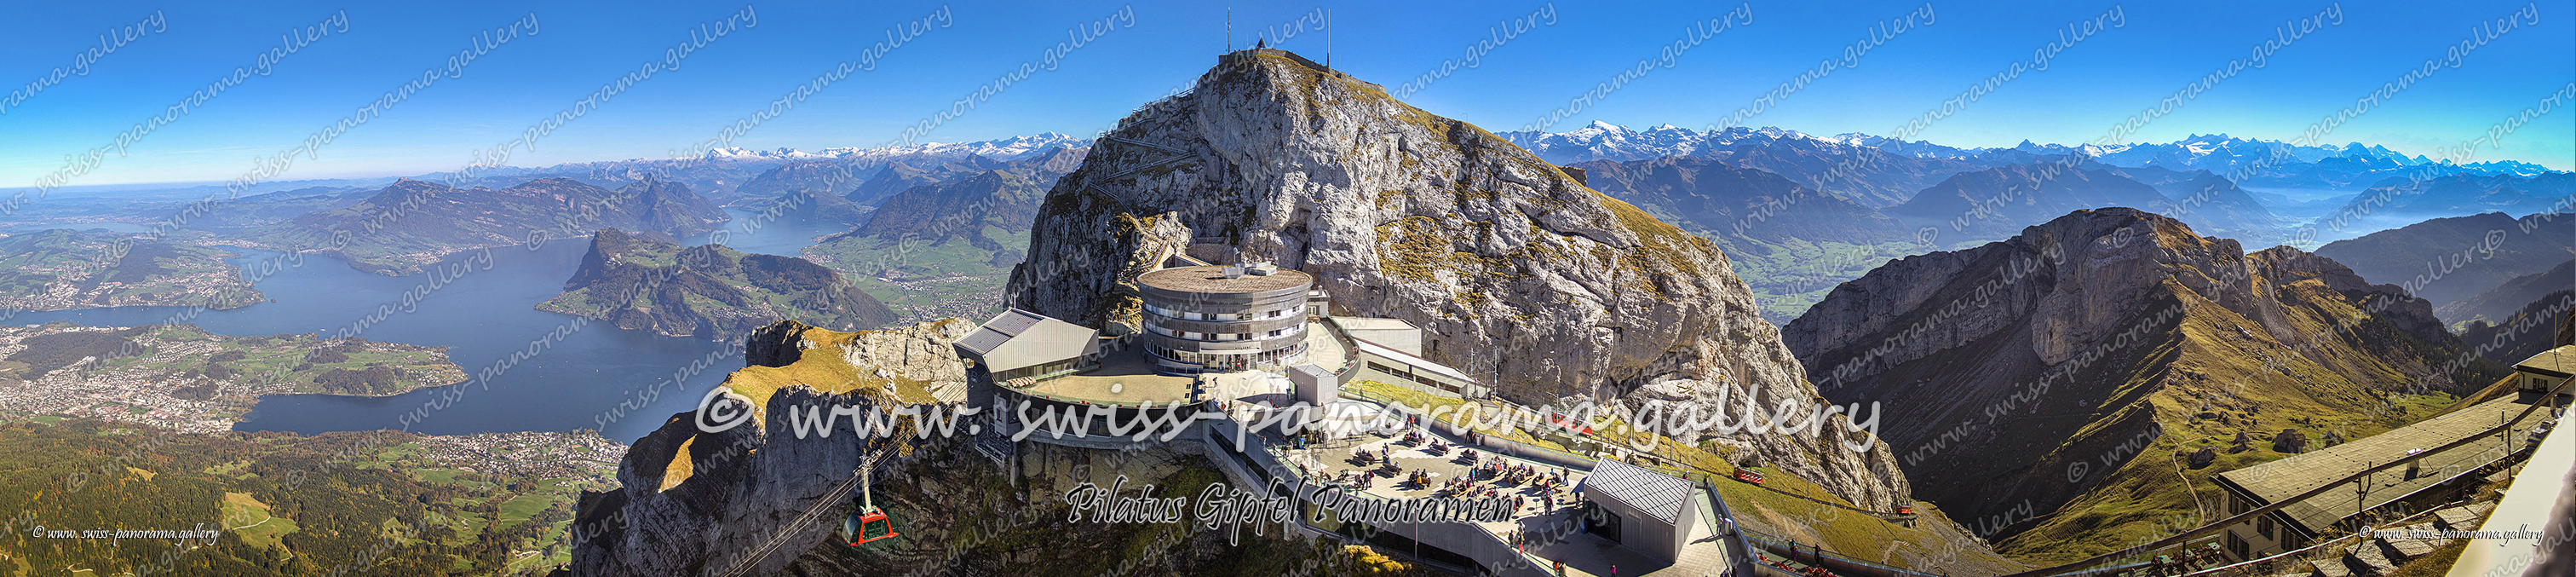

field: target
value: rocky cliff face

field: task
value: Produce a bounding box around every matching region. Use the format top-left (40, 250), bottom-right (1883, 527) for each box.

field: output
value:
top-left (1002, 49), bottom-right (1907, 509)
top-left (1782, 208), bottom-right (2503, 558)
top-left (571, 319), bottom-right (970, 577)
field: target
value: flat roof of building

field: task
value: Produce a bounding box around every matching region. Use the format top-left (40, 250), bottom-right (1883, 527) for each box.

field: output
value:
top-left (2215, 395), bottom-right (2556, 534)
top-left (956, 309), bottom-right (1098, 373)
top-left (1328, 317), bottom-right (1418, 332)
top-left (1351, 338), bottom-right (1474, 384)
top-left (1138, 265), bottom-right (1312, 293)
top-left (2514, 345), bottom-right (2572, 378)
top-left (1331, 316), bottom-right (1422, 355)
top-left (1584, 459), bottom-right (1695, 525)
top-left (1014, 346), bottom-right (1196, 404)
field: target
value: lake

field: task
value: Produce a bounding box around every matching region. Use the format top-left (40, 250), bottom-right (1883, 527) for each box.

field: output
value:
top-left (3, 208), bottom-right (853, 443)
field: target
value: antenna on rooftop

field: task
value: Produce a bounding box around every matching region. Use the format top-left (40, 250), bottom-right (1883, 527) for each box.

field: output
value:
top-left (1225, 9), bottom-right (1233, 52)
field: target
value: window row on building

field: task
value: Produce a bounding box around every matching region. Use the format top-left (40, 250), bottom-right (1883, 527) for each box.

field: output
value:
top-left (1144, 322), bottom-right (1299, 343)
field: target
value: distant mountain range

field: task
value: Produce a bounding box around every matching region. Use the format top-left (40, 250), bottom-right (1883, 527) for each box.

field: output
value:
top-left (1889, 163), bottom-right (2176, 241)
top-left (415, 133), bottom-right (1091, 205)
top-left (2441, 259), bottom-right (2572, 332)
top-left (2456, 287), bottom-right (2573, 366)
top-left (791, 147), bottom-right (1084, 323)
top-left (696, 132), bottom-right (1088, 163)
top-left (1500, 123), bottom-right (2557, 194)
top-left (1574, 155), bottom-right (1910, 244)
top-left (235, 176), bottom-right (728, 275)
top-left (2314, 211), bottom-right (2574, 320)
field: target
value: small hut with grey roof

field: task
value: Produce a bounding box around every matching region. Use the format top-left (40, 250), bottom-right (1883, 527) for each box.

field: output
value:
top-left (957, 309), bottom-right (1101, 384)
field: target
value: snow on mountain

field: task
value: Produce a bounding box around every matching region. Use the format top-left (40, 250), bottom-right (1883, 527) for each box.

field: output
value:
top-left (1496, 121), bottom-right (1719, 163)
top-left (2461, 160), bottom-right (2555, 177)
top-left (1515, 123), bottom-right (2561, 180)
top-left (698, 132), bottom-right (1090, 163)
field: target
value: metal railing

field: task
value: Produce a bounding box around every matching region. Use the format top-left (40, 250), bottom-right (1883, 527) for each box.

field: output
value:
top-left (1739, 527), bottom-right (1952, 577)
top-left (1999, 377), bottom-right (2573, 577)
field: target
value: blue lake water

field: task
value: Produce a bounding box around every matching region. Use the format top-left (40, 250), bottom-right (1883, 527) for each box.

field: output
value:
top-left (4, 209), bottom-right (854, 443)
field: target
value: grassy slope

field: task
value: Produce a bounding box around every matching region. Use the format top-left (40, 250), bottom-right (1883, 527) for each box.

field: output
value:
top-left (1990, 277), bottom-right (2491, 564)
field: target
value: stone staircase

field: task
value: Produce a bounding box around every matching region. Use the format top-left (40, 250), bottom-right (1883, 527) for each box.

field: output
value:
top-left (2293, 502), bottom-right (2496, 577)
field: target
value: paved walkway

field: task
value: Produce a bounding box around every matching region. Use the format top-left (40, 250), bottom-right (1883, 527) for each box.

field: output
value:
top-left (1270, 401), bottom-right (1739, 577)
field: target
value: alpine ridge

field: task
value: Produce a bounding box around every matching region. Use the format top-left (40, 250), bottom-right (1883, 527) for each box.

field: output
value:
top-left (1003, 49), bottom-right (1910, 509)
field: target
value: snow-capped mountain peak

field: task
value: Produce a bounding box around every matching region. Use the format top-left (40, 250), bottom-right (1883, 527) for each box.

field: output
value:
top-left (693, 133), bottom-right (1090, 163)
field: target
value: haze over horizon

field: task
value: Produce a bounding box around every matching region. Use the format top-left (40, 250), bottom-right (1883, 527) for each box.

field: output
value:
top-left (6, 0), bottom-right (2571, 188)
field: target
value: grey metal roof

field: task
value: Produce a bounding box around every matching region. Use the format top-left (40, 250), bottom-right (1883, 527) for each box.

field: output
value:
top-left (2213, 395), bottom-right (2553, 535)
top-left (957, 309), bottom-right (1098, 374)
top-left (2515, 345), bottom-right (2572, 378)
top-left (1584, 459), bottom-right (1693, 525)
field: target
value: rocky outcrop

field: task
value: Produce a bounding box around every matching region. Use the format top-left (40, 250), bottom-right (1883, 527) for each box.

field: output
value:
top-left (1783, 207), bottom-right (2503, 557)
top-left (572, 320), bottom-right (966, 577)
top-left (1002, 49), bottom-right (1907, 509)
top-left (744, 320), bottom-right (814, 367)
top-left (537, 228), bottom-right (897, 338)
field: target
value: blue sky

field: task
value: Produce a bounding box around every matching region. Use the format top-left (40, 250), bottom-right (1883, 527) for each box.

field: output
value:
top-left (3, 0), bottom-right (2569, 188)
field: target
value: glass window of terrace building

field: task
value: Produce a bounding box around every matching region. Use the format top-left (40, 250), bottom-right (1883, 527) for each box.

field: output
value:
top-left (1137, 263), bottom-right (1312, 375)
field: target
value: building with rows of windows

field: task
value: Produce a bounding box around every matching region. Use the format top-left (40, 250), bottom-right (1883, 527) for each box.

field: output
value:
top-left (1137, 263), bottom-right (1311, 374)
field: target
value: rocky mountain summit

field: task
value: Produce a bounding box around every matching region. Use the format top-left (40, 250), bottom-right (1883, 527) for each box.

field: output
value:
top-left (1002, 49), bottom-right (1908, 509)
top-left (1783, 207), bottom-right (2504, 560)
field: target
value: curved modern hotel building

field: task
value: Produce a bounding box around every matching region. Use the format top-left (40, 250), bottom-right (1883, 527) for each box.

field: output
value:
top-left (1138, 263), bottom-right (1312, 374)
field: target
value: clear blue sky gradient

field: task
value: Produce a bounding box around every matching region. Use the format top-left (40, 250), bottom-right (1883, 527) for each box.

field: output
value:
top-left (3, 0), bottom-right (2569, 187)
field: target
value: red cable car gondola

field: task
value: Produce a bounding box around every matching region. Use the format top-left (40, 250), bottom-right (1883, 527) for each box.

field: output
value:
top-left (842, 453), bottom-right (899, 546)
